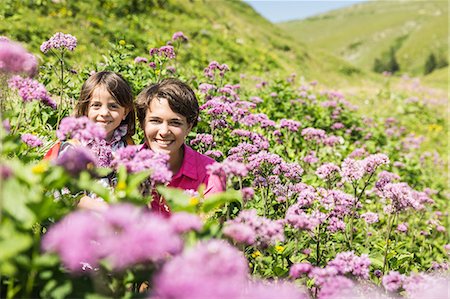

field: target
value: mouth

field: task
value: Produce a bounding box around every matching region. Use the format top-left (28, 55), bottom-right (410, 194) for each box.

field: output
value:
top-left (96, 121), bottom-right (111, 126)
top-left (153, 139), bottom-right (174, 146)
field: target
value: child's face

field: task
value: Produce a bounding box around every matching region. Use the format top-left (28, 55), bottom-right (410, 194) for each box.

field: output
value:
top-left (144, 97), bottom-right (192, 161)
top-left (87, 85), bottom-right (128, 141)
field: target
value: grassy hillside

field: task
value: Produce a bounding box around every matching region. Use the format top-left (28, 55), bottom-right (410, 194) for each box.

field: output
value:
top-left (0, 0), bottom-right (375, 88)
top-left (278, 0), bottom-right (448, 78)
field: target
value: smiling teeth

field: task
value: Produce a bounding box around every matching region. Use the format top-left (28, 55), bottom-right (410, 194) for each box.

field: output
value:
top-left (156, 140), bottom-right (172, 145)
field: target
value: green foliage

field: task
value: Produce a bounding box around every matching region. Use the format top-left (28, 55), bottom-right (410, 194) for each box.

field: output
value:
top-left (279, 0), bottom-right (448, 78)
top-left (0, 1), bottom-right (448, 298)
top-left (424, 53), bottom-right (437, 75)
top-left (373, 47), bottom-right (400, 74)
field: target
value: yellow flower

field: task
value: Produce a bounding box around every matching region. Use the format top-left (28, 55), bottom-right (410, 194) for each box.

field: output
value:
top-left (275, 245), bottom-right (284, 253)
top-left (116, 181), bottom-right (126, 191)
top-left (32, 161), bottom-right (48, 174)
top-left (119, 40), bottom-right (126, 46)
top-left (427, 124), bottom-right (442, 132)
top-left (251, 250), bottom-right (261, 258)
top-left (189, 197), bottom-right (199, 206)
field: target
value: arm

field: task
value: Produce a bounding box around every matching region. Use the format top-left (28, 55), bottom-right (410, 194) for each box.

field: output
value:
top-left (78, 195), bottom-right (109, 211)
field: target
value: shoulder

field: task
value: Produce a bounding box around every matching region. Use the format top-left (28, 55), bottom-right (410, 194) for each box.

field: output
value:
top-left (185, 145), bottom-right (216, 168)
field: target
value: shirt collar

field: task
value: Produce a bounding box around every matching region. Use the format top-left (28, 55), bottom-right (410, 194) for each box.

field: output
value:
top-left (174, 144), bottom-right (198, 180)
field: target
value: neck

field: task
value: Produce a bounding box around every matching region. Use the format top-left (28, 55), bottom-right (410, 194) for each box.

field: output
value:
top-left (169, 145), bottom-right (184, 174)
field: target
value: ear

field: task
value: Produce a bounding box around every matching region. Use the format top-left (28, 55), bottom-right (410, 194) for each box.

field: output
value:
top-left (123, 108), bottom-right (130, 120)
top-left (186, 123), bottom-right (193, 135)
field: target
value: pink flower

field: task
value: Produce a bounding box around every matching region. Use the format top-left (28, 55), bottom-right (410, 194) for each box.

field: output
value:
top-left (396, 222), bottom-right (408, 233)
top-left (111, 146), bottom-right (172, 186)
top-left (223, 222), bottom-right (256, 245)
top-left (8, 76), bottom-right (55, 108)
top-left (40, 32), bottom-right (77, 53)
top-left (301, 127), bottom-right (326, 142)
top-left (56, 116), bottom-right (105, 143)
top-left (382, 271), bottom-right (404, 292)
top-left (172, 31), bottom-right (188, 42)
top-left (43, 204), bottom-right (182, 272)
top-left (21, 133), bottom-right (43, 148)
top-left (134, 56), bottom-right (148, 63)
top-left (152, 240), bottom-right (248, 299)
top-left (290, 263), bottom-right (313, 278)
top-left (169, 212), bottom-right (203, 234)
top-left (316, 163), bottom-right (340, 180)
top-left (56, 146), bottom-right (97, 176)
top-left (0, 39), bottom-right (38, 77)
top-left (244, 280), bottom-right (309, 299)
top-left (361, 212), bottom-right (379, 224)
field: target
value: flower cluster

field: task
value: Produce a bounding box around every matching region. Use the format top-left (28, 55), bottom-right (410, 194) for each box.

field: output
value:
top-left (152, 239), bottom-right (248, 299)
top-left (56, 146), bottom-right (97, 176)
top-left (134, 56), bottom-right (148, 64)
top-left (21, 133), bottom-right (43, 148)
top-left (382, 270), bottom-right (404, 292)
top-left (149, 45), bottom-right (176, 59)
top-left (168, 212), bottom-right (203, 234)
top-left (56, 116), bottom-right (105, 143)
top-left (316, 163), bottom-right (340, 181)
top-left (340, 153), bottom-right (390, 182)
top-left (204, 60), bottom-right (230, 80)
top-left (286, 204), bottom-right (323, 231)
top-left (327, 251), bottom-right (371, 279)
top-left (207, 159), bottom-right (248, 179)
top-left (0, 39), bottom-right (38, 77)
top-left (301, 127), bottom-right (326, 142)
top-left (279, 119), bottom-right (302, 132)
top-left (43, 204), bottom-right (182, 272)
top-left (190, 133), bottom-right (216, 150)
top-left (223, 209), bottom-right (285, 247)
top-left (111, 146), bottom-right (172, 186)
top-left (382, 182), bottom-right (422, 213)
top-left (360, 211), bottom-right (379, 224)
top-left (172, 31), bottom-right (188, 42)
top-left (8, 76), bottom-right (56, 108)
top-left (40, 32), bottom-right (77, 53)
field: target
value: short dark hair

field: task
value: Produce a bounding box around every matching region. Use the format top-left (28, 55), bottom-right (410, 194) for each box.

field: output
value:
top-left (136, 78), bottom-right (199, 128)
top-left (74, 71), bottom-right (135, 137)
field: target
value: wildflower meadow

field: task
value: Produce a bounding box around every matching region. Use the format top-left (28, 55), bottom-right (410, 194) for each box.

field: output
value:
top-left (0, 28), bottom-right (448, 299)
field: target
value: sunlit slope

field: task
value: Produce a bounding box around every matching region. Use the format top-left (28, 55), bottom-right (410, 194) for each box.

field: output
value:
top-left (0, 0), bottom-right (372, 87)
top-left (278, 0), bottom-right (448, 76)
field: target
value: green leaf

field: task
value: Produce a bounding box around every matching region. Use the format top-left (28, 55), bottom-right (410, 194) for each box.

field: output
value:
top-left (201, 190), bottom-right (242, 213)
top-left (0, 223), bottom-right (33, 262)
top-left (126, 170), bottom-right (151, 193)
top-left (77, 172), bottom-right (111, 202)
top-left (156, 186), bottom-right (193, 212)
top-left (2, 179), bottom-right (36, 227)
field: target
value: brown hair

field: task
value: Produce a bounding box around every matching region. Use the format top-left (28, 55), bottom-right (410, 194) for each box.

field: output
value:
top-left (135, 78), bottom-right (199, 128)
top-left (74, 71), bottom-right (135, 137)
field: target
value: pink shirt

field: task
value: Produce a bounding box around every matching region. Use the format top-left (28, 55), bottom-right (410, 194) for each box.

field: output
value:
top-left (168, 144), bottom-right (224, 195)
top-left (144, 144), bottom-right (225, 216)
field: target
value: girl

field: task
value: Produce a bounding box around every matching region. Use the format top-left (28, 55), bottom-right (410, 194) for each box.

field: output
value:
top-left (45, 71), bottom-right (136, 210)
top-left (45, 71), bottom-right (135, 158)
top-left (135, 78), bottom-right (225, 215)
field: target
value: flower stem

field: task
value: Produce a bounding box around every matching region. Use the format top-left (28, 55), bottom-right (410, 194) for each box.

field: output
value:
top-left (382, 213), bottom-right (396, 274)
top-left (12, 101), bottom-right (25, 135)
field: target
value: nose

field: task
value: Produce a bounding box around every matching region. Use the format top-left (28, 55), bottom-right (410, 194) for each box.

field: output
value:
top-left (159, 122), bottom-right (171, 136)
top-left (99, 105), bottom-right (110, 116)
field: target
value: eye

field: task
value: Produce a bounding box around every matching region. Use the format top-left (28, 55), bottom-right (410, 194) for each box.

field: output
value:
top-left (170, 120), bottom-right (183, 126)
top-left (148, 118), bottom-right (161, 124)
top-left (109, 103), bottom-right (121, 109)
top-left (90, 102), bottom-right (101, 108)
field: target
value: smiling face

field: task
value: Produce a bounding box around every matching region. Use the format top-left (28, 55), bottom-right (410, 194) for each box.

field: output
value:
top-left (87, 85), bottom-right (128, 141)
top-left (144, 97), bottom-right (192, 168)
